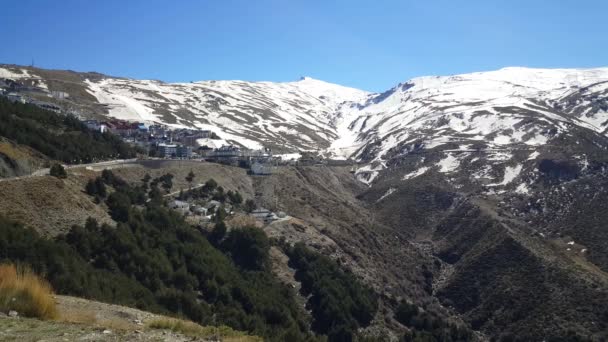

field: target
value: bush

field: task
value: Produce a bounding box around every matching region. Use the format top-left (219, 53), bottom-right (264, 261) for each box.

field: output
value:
top-left (202, 179), bottom-right (218, 194)
top-left (0, 263), bottom-right (58, 320)
top-left (85, 177), bottom-right (107, 198)
top-left (227, 190), bottom-right (243, 205)
top-left (49, 163), bottom-right (67, 178)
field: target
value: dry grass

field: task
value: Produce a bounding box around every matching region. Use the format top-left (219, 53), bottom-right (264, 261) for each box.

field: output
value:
top-left (58, 307), bottom-right (97, 325)
top-left (227, 214), bottom-right (262, 229)
top-left (0, 141), bottom-right (29, 160)
top-left (147, 317), bottom-right (262, 342)
top-left (0, 264), bottom-right (58, 320)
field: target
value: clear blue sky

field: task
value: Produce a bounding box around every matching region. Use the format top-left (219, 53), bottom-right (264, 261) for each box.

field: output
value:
top-left (1, 0), bottom-right (606, 92)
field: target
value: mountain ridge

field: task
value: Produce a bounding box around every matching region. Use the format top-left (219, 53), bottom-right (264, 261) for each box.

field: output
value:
top-left (1, 63), bottom-right (608, 166)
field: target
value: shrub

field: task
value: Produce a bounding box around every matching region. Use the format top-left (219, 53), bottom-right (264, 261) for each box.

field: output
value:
top-left (186, 170), bottom-right (195, 188)
top-left (85, 177), bottom-right (107, 198)
top-left (202, 179), bottom-right (218, 194)
top-left (49, 163), bottom-right (67, 178)
top-left (227, 190), bottom-right (243, 205)
top-left (0, 263), bottom-right (58, 320)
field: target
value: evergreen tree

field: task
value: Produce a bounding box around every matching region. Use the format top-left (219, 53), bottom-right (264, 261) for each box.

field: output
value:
top-left (185, 170), bottom-right (195, 189)
top-left (141, 173), bottom-right (152, 191)
top-left (49, 163), bottom-right (67, 178)
top-left (85, 179), bottom-right (98, 196)
top-left (244, 199), bottom-right (256, 213)
top-left (159, 173), bottom-right (174, 193)
top-left (202, 179), bottom-right (218, 194)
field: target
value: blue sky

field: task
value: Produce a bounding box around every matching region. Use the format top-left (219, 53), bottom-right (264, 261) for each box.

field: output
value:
top-left (1, 0), bottom-right (606, 91)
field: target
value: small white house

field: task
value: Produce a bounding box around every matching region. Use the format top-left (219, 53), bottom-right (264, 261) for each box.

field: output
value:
top-left (191, 205), bottom-right (208, 216)
top-left (170, 200), bottom-right (190, 215)
top-left (251, 208), bottom-right (278, 224)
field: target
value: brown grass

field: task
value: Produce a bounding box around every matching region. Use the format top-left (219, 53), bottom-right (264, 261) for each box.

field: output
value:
top-left (0, 264), bottom-right (58, 320)
top-left (58, 307), bottom-right (97, 325)
top-left (227, 214), bottom-right (262, 229)
top-left (147, 317), bottom-right (262, 342)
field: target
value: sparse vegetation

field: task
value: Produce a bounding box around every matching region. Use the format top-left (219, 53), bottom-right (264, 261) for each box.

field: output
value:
top-left (148, 317), bottom-right (262, 341)
top-left (394, 301), bottom-right (472, 342)
top-left (0, 263), bottom-right (57, 320)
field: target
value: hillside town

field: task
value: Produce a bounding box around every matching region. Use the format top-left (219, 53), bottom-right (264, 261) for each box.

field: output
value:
top-left (81, 118), bottom-right (284, 175)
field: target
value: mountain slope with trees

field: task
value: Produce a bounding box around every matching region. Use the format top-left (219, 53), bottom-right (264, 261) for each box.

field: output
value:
top-left (0, 96), bottom-right (136, 177)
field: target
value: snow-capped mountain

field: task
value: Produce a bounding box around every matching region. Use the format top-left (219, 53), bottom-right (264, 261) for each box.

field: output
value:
top-left (336, 67), bottom-right (608, 160)
top-left (84, 76), bottom-right (370, 151)
top-left (327, 67), bottom-right (608, 187)
top-left (0, 65), bottom-right (370, 152)
top-left (1, 64), bottom-right (608, 185)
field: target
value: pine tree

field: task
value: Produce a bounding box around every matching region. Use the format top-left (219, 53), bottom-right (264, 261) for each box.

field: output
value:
top-left (185, 170), bottom-right (195, 189)
top-left (49, 163), bottom-right (67, 178)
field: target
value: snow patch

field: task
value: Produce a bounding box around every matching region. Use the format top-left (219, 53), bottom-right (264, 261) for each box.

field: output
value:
top-left (487, 164), bottom-right (522, 187)
top-left (0, 67), bottom-right (37, 80)
top-left (402, 166), bottom-right (430, 180)
top-left (276, 153), bottom-right (301, 161)
top-left (515, 183), bottom-right (530, 194)
top-left (436, 154), bottom-right (460, 173)
top-left (527, 151), bottom-right (540, 160)
top-left (376, 187), bottom-right (396, 203)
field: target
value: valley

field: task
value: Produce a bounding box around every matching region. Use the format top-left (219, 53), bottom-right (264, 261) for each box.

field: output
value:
top-left (1, 64), bottom-right (608, 340)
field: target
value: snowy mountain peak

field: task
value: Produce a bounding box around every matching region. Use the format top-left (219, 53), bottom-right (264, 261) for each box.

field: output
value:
top-left (1, 64), bottom-right (607, 172)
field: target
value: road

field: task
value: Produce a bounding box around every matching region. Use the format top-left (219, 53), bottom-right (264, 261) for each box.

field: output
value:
top-left (0, 159), bottom-right (138, 183)
top-left (164, 183), bottom-right (206, 197)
